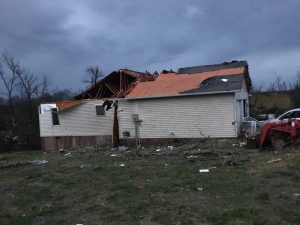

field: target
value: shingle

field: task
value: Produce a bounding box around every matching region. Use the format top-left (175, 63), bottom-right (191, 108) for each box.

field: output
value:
top-left (177, 61), bottom-right (248, 74)
top-left (181, 74), bottom-right (244, 94)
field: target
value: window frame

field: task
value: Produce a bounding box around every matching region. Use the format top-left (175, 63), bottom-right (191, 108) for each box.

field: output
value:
top-left (95, 105), bottom-right (105, 116)
top-left (51, 108), bottom-right (60, 126)
top-left (243, 99), bottom-right (248, 118)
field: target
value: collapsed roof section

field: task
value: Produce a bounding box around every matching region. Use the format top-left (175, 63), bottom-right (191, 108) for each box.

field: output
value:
top-left (73, 69), bottom-right (156, 100)
top-left (126, 61), bottom-right (251, 99)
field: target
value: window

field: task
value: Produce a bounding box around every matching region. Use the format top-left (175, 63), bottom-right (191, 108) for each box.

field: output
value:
top-left (279, 112), bottom-right (291, 120)
top-left (96, 105), bottom-right (105, 116)
top-left (51, 108), bottom-right (60, 125)
top-left (243, 99), bottom-right (248, 117)
top-left (279, 110), bottom-right (300, 120)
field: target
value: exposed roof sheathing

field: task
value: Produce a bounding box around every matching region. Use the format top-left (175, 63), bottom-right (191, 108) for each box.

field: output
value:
top-left (56, 100), bottom-right (85, 111)
top-left (126, 67), bottom-right (246, 98)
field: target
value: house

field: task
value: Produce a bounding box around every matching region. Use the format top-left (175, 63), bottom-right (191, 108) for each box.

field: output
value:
top-left (117, 61), bottom-right (251, 145)
top-left (39, 99), bottom-right (114, 151)
top-left (39, 69), bottom-right (154, 151)
top-left (38, 61), bottom-right (252, 151)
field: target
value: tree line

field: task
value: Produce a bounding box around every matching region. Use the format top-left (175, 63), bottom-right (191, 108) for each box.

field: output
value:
top-left (0, 51), bottom-right (299, 150)
top-left (250, 74), bottom-right (300, 118)
top-left (0, 52), bottom-right (102, 150)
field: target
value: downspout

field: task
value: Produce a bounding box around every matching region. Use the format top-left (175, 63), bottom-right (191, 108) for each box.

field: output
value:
top-left (112, 100), bottom-right (119, 147)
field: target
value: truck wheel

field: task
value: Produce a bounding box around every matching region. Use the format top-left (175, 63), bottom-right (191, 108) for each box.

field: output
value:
top-left (271, 132), bottom-right (287, 150)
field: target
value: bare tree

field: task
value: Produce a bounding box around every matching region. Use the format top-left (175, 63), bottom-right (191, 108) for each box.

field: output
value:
top-left (0, 53), bottom-right (20, 117)
top-left (82, 66), bottom-right (104, 87)
top-left (39, 75), bottom-right (51, 97)
top-left (16, 68), bottom-right (39, 123)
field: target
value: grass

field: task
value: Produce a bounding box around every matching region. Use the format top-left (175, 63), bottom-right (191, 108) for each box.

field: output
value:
top-left (0, 144), bottom-right (299, 225)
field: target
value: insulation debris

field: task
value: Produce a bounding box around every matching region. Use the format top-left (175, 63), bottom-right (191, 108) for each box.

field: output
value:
top-left (199, 169), bottom-right (210, 173)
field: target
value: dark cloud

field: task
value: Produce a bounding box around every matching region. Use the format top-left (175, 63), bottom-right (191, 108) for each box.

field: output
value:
top-left (1, 0), bottom-right (300, 92)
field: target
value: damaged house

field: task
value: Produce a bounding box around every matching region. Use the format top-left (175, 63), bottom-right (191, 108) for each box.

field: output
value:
top-left (38, 61), bottom-right (252, 151)
top-left (39, 69), bottom-right (155, 151)
top-left (118, 61), bottom-right (251, 145)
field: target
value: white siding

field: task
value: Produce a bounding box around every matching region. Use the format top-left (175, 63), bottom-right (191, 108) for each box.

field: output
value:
top-left (39, 100), bottom-right (114, 137)
top-left (235, 79), bottom-right (249, 133)
top-left (118, 93), bottom-right (237, 139)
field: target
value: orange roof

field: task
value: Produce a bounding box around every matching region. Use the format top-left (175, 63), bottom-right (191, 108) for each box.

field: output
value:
top-left (126, 67), bottom-right (245, 98)
top-left (56, 100), bottom-right (85, 111)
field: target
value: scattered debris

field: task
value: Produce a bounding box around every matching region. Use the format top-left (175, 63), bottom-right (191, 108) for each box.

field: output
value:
top-left (267, 158), bottom-right (282, 163)
top-left (199, 169), bottom-right (210, 173)
top-left (222, 154), bottom-right (241, 166)
top-left (187, 155), bottom-right (198, 159)
top-left (118, 146), bottom-right (129, 152)
top-left (80, 164), bottom-right (91, 168)
top-left (0, 160), bottom-right (48, 169)
top-left (167, 145), bottom-right (174, 150)
top-left (239, 142), bottom-right (246, 147)
top-left (30, 160), bottom-right (48, 165)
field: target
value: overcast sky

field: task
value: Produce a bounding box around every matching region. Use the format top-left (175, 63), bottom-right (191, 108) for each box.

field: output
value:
top-left (1, 0), bottom-right (300, 92)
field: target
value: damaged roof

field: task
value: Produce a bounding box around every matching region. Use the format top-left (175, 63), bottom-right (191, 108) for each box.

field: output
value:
top-left (177, 60), bottom-right (248, 74)
top-left (73, 69), bottom-right (156, 100)
top-left (126, 61), bottom-right (251, 99)
top-left (181, 74), bottom-right (244, 94)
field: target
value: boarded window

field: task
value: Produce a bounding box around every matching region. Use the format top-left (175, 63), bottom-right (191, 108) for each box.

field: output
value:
top-left (51, 108), bottom-right (60, 125)
top-left (96, 105), bottom-right (105, 116)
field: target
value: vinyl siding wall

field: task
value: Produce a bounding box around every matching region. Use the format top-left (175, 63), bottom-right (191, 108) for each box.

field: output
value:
top-left (39, 100), bottom-right (114, 137)
top-left (234, 79), bottom-right (249, 133)
top-left (118, 93), bottom-right (237, 139)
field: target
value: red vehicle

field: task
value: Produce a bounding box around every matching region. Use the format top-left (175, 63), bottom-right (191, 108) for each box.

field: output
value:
top-left (258, 118), bottom-right (300, 149)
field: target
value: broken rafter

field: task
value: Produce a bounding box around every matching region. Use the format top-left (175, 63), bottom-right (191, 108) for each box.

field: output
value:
top-left (120, 71), bottom-right (123, 93)
top-left (122, 70), bottom-right (140, 78)
top-left (108, 83), bottom-right (120, 95)
top-left (95, 84), bottom-right (103, 99)
top-left (119, 72), bottom-right (128, 96)
top-left (104, 82), bottom-right (119, 96)
top-left (123, 80), bottom-right (139, 96)
top-left (87, 92), bottom-right (94, 99)
top-left (123, 73), bottom-right (128, 91)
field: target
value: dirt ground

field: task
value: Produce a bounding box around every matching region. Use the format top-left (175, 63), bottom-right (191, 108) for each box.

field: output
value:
top-left (0, 143), bottom-right (299, 225)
